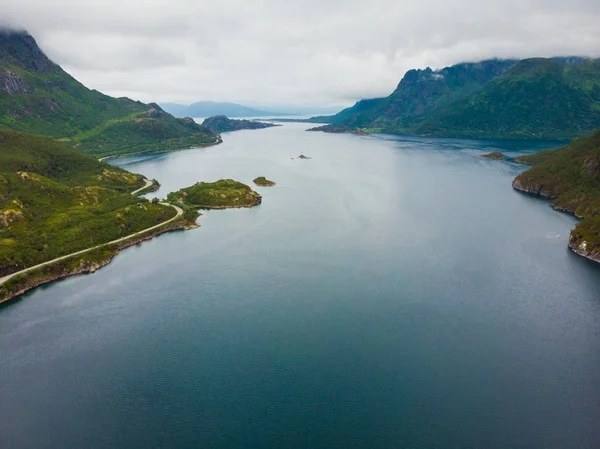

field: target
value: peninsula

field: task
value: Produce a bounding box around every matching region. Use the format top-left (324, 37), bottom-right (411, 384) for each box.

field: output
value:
top-left (202, 116), bottom-right (279, 133)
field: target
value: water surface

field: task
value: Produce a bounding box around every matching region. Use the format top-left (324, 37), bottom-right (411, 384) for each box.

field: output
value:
top-left (1, 124), bottom-right (599, 448)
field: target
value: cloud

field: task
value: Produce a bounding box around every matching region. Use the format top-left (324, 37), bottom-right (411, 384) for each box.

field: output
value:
top-left (2, 0), bottom-right (600, 109)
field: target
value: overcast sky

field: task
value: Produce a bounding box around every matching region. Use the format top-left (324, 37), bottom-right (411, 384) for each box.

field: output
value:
top-left (3, 0), bottom-right (600, 110)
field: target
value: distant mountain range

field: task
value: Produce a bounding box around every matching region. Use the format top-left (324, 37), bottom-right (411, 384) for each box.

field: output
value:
top-left (0, 29), bottom-right (219, 157)
top-left (161, 101), bottom-right (278, 118)
top-left (313, 57), bottom-right (600, 140)
top-left (161, 101), bottom-right (345, 118)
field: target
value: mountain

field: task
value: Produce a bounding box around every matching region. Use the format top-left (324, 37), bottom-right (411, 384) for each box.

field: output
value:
top-left (201, 115), bottom-right (278, 133)
top-left (414, 58), bottom-right (600, 139)
top-left (0, 29), bottom-right (218, 157)
top-left (512, 130), bottom-right (600, 262)
top-left (317, 59), bottom-right (518, 128)
top-left (73, 107), bottom-right (220, 158)
top-left (161, 101), bottom-right (277, 118)
top-left (316, 57), bottom-right (600, 140)
top-left (0, 128), bottom-right (177, 280)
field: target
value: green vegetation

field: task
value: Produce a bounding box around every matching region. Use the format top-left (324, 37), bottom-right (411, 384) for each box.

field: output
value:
top-left (298, 155), bottom-right (311, 160)
top-left (73, 110), bottom-right (219, 157)
top-left (201, 115), bottom-right (278, 133)
top-left (0, 128), bottom-right (177, 276)
top-left (167, 179), bottom-right (262, 209)
top-left (512, 130), bottom-right (600, 260)
top-left (316, 59), bottom-right (517, 130)
top-left (480, 152), bottom-right (506, 160)
top-left (306, 124), bottom-right (369, 135)
top-left (415, 59), bottom-right (600, 139)
top-left (313, 58), bottom-right (600, 140)
top-left (253, 176), bottom-right (276, 186)
top-left (0, 30), bottom-right (219, 157)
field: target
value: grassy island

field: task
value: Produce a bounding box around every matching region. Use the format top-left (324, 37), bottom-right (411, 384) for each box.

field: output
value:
top-left (253, 177), bottom-right (276, 187)
top-left (167, 179), bottom-right (262, 210)
top-left (512, 131), bottom-right (600, 263)
top-left (481, 152), bottom-right (506, 160)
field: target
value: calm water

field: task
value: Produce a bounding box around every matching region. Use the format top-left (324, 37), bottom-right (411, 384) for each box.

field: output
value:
top-left (2, 124), bottom-right (600, 448)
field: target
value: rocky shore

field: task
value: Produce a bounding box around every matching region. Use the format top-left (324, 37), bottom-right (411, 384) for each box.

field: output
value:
top-left (480, 151), bottom-right (507, 160)
top-left (512, 176), bottom-right (599, 264)
top-left (569, 235), bottom-right (600, 264)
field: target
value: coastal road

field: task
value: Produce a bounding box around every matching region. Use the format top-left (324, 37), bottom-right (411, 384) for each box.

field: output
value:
top-left (131, 178), bottom-right (153, 195)
top-left (0, 200), bottom-right (183, 287)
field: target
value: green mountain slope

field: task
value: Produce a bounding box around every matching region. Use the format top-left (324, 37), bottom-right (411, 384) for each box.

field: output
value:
top-left (0, 29), bottom-right (219, 156)
top-left (74, 107), bottom-right (220, 157)
top-left (317, 57), bottom-right (600, 140)
top-left (415, 58), bottom-right (600, 139)
top-left (317, 59), bottom-right (518, 128)
top-left (0, 128), bottom-right (175, 276)
top-left (512, 131), bottom-right (600, 261)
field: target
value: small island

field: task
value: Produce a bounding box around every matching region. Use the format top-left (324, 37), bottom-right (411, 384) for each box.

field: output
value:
top-left (202, 115), bottom-right (279, 133)
top-left (298, 154), bottom-right (311, 160)
top-left (306, 124), bottom-right (369, 135)
top-left (253, 176), bottom-right (276, 187)
top-left (167, 179), bottom-right (262, 210)
top-left (480, 151), bottom-right (507, 160)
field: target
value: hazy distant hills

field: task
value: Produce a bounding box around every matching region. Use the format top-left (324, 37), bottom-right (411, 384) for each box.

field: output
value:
top-left (315, 57), bottom-right (600, 140)
top-left (161, 101), bottom-right (278, 118)
top-left (161, 101), bottom-right (345, 118)
top-left (0, 29), bottom-right (218, 157)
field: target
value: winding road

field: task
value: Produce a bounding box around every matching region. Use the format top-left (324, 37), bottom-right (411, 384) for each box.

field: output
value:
top-left (131, 178), bottom-right (153, 195)
top-left (0, 181), bottom-right (182, 287)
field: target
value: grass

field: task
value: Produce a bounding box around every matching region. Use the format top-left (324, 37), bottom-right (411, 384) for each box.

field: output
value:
top-left (167, 179), bottom-right (262, 209)
top-left (0, 128), bottom-right (176, 275)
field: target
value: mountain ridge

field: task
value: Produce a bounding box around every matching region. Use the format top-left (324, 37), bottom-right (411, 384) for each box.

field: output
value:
top-left (312, 56), bottom-right (600, 140)
top-left (0, 29), bottom-right (219, 157)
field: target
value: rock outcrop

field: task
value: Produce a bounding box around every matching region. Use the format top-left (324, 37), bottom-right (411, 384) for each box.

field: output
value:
top-left (0, 69), bottom-right (26, 94)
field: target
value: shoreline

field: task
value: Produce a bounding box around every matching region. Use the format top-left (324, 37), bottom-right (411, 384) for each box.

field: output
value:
top-left (512, 178), bottom-right (600, 265)
top-left (0, 219), bottom-right (197, 306)
top-left (98, 138), bottom-right (223, 162)
top-left (194, 197), bottom-right (262, 210)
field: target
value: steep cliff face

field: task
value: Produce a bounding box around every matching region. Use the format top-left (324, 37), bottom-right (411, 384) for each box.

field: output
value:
top-left (0, 29), bottom-right (56, 73)
top-left (0, 69), bottom-right (26, 94)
